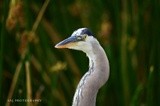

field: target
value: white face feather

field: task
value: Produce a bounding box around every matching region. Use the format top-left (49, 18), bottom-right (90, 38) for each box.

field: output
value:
top-left (68, 36), bottom-right (99, 54)
top-left (66, 28), bottom-right (100, 53)
top-left (55, 28), bottom-right (99, 54)
top-left (71, 28), bottom-right (87, 37)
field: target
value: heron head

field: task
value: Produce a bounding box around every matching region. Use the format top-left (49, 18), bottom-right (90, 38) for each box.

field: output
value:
top-left (55, 28), bottom-right (97, 53)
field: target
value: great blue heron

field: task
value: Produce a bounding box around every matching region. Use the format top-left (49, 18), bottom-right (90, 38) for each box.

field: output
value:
top-left (55, 28), bottom-right (110, 106)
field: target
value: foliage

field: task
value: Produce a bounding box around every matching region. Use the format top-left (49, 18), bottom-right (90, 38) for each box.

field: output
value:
top-left (1, 0), bottom-right (160, 106)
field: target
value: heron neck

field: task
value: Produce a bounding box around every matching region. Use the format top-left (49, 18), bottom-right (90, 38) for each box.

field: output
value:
top-left (87, 43), bottom-right (109, 74)
top-left (72, 43), bottom-right (109, 106)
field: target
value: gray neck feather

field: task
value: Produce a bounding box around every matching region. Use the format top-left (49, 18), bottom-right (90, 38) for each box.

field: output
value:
top-left (72, 42), bottom-right (109, 106)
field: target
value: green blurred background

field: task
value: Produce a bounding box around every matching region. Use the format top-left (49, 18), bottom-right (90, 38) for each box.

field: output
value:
top-left (1, 0), bottom-right (160, 106)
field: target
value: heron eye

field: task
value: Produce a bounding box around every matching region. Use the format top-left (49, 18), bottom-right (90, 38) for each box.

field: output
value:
top-left (83, 34), bottom-right (87, 39)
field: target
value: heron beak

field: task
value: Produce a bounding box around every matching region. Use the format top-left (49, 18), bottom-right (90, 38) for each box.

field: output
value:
top-left (55, 36), bottom-right (77, 48)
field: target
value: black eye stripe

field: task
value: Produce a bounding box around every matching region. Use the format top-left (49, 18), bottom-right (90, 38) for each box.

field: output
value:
top-left (81, 28), bottom-right (93, 36)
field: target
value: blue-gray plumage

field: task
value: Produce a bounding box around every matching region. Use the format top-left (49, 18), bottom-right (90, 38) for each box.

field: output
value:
top-left (55, 28), bottom-right (110, 106)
